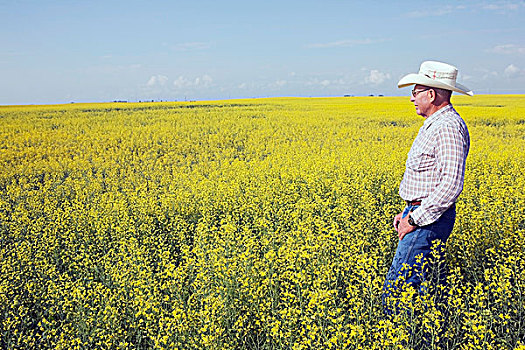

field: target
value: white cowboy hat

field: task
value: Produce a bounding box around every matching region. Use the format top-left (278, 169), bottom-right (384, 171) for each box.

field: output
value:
top-left (398, 61), bottom-right (473, 96)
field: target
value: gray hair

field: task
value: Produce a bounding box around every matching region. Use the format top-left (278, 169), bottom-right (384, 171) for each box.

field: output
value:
top-left (432, 87), bottom-right (452, 102)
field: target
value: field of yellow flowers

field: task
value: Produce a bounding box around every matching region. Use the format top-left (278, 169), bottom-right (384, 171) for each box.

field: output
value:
top-left (1, 95), bottom-right (524, 349)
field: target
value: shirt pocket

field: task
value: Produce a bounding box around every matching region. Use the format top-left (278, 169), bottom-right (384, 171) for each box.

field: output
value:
top-left (406, 147), bottom-right (436, 172)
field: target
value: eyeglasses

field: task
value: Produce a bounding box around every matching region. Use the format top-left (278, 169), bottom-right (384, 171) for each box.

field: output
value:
top-left (411, 88), bottom-right (431, 97)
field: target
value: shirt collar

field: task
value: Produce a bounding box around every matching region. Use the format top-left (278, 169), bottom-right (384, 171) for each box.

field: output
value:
top-left (423, 104), bottom-right (453, 128)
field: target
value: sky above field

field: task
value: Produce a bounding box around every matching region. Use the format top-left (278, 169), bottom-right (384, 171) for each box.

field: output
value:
top-left (1, 0), bottom-right (525, 104)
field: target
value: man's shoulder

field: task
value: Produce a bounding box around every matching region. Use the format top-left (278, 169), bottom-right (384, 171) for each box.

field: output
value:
top-left (431, 106), bottom-right (467, 130)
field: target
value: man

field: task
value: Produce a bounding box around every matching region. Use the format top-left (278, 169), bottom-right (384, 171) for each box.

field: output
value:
top-left (383, 61), bottom-right (472, 311)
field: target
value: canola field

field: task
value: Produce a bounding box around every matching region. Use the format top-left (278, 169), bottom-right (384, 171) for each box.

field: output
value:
top-left (0, 96), bottom-right (524, 349)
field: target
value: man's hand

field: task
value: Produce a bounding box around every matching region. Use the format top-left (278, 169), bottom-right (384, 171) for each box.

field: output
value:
top-left (396, 214), bottom-right (417, 241)
top-left (393, 212), bottom-right (403, 231)
top-left (393, 212), bottom-right (417, 240)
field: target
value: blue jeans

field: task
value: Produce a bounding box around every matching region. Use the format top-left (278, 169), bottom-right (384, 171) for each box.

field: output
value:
top-left (383, 203), bottom-right (456, 314)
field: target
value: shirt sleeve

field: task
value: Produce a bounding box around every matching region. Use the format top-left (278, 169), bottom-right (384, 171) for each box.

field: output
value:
top-left (410, 122), bottom-right (468, 226)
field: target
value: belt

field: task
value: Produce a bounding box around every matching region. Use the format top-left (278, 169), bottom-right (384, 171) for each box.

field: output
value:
top-left (406, 200), bottom-right (422, 206)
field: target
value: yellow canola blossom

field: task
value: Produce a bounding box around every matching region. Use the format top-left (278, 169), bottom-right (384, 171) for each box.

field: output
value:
top-left (0, 96), bottom-right (524, 349)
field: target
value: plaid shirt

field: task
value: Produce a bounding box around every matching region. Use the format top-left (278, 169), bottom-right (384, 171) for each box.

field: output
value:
top-left (399, 104), bottom-right (470, 226)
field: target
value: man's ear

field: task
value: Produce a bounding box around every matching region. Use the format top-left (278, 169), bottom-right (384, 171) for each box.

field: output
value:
top-left (428, 89), bottom-right (437, 103)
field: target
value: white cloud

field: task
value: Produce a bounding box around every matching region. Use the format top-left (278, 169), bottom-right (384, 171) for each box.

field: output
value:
top-left (489, 44), bottom-right (525, 55)
top-left (482, 1), bottom-right (524, 12)
top-left (306, 38), bottom-right (383, 49)
top-left (303, 76), bottom-right (351, 89)
top-left (173, 76), bottom-right (190, 88)
top-left (504, 64), bottom-right (521, 77)
top-left (173, 74), bottom-right (213, 89)
top-left (405, 5), bottom-right (465, 18)
top-left (195, 74), bottom-right (213, 88)
top-left (365, 70), bottom-right (391, 85)
top-left (274, 80), bottom-right (287, 87)
top-left (484, 71), bottom-right (500, 79)
top-left (406, 2), bottom-right (523, 17)
top-left (147, 74), bottom-right (168, 87)
top-left (461, 74), bottom-right (473, 81)
top-left (471, 68), bottom-right (500, 81)
top-left (167, 42), bottom-right (212, 51)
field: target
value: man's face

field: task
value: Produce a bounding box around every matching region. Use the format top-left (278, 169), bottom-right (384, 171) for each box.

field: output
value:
top-left (410, 84), bottom-right (432, 117)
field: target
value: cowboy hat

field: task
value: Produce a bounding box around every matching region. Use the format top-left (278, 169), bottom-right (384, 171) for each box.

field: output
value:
top-left (398, 61), bottom-right (473, 96)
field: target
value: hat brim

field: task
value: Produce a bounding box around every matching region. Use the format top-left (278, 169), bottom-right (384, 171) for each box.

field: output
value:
top-left (398, 73), bottom-right (473, 96)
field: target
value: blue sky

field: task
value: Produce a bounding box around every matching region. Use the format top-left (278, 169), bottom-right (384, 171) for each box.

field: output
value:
top-left (1, 0), bottom-right (524, 104)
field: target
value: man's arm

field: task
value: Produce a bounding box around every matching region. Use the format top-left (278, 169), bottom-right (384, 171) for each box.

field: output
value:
top-left (410, 123), bottom-right (468, 226)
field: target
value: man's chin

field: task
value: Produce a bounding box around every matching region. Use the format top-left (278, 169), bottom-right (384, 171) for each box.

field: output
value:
top-left (415, 107), bottom-right (425, 117)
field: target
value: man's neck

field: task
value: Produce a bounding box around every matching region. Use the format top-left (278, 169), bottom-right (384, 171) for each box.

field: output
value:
top-left (424, 102), bottom-right (451, 118)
